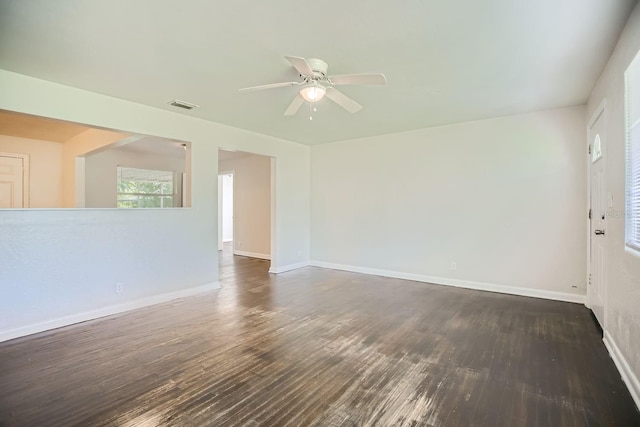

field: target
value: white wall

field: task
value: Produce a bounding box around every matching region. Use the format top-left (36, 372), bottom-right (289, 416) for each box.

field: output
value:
top-left (311, 106), bottom-right (587, 300)
top-left (0, 69), bottom-right (310, 341)
top-left (220, 154), bottom-right (271, 258)
top-left (84, 148), bottom-right (186, 208)
top-left (0, 135), bottom-right (63, 208)
top-left (587, 2), bottom-right (640, 403)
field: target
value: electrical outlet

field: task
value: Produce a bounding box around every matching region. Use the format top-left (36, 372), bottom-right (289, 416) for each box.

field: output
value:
top-left (450, 261), bottom-right (457, 271)
top-left (115, 282), bottom-right (124, 294)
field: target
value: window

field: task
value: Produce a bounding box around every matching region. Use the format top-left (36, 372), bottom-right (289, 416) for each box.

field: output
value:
top-left (625, 49), bottom-right (640, 251)
top-left (117, 166), bottom-right (182, 208)
top-left (592, 134), bottom-right (602, 163)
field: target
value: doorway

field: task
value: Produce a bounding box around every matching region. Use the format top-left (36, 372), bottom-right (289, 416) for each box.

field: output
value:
top-left (217, 148), bottom-right (274, 273)
top-left (588, 104), bottom-right (607, 329)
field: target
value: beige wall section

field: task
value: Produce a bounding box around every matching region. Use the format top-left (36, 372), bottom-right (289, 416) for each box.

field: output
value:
top-left (0, 135), bottom-right (63, 208)
top-left (311, 106), bottom-right (587, 297)
top-left (62, 128), bottom-right (128, 207)
top-left (586, 2), bottom-right (640, 395)
top-left (84, 148), bottom-right (186, 208)
top-left (220, 153), bottom-right (271, 258)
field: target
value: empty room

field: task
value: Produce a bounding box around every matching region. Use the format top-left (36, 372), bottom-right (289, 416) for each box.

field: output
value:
top-left (1, 1), bottom-right (640, 426)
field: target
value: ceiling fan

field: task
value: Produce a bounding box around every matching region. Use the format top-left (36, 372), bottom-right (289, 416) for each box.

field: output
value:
top-left (238, 56), bottom-right (386, 116)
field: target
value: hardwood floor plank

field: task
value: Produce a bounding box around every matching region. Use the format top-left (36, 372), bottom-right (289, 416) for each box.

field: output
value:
top-left (1, 246), bottom-right (639, 426)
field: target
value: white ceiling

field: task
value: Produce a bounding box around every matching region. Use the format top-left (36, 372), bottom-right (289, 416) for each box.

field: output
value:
top-left (0, 1), bottom-right (636, 145)
top-left (0, 109), bottom-right (90, 142)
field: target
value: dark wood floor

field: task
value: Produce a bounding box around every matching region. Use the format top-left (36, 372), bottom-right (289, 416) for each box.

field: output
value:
top-left (1, 246), bottom-right (639, 426)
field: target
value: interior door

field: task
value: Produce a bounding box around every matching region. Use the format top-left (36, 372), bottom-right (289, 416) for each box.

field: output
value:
top-left (588, 111), bottom-right (607, 328)
top-left (0, 155), bottom-right (24, 208)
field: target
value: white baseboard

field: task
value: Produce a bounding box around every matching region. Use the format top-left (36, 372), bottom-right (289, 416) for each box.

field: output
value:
top-left (233, 250), bottom-right (271, 260)
top-left (603, 331), bottom-right (640, 410)
top-left (309, 260), bottom-right (585, 304)
top-left (0, 282), bottom-right (220, 343)
top-left (269, 261), bottom-right (309, 274)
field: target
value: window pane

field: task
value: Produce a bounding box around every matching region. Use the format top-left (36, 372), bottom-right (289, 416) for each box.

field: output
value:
top-left (116, 167), bottom-right (176, 208)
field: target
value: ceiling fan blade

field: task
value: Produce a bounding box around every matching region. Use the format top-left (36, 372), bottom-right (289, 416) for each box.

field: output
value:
top-left (325, 87), bottom-right (362, 113)
top-left (239, 81), bottom-right (300, 92)
top-left (285, 56), bottom-right (314, 76)
top-left (284, 94), bottom-right (305, 116)
top-left (329, 73), bottom-right (387, 86)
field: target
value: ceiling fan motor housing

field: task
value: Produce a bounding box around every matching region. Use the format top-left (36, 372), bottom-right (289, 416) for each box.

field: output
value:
top-left (306, 58), bottom-right (328, 78)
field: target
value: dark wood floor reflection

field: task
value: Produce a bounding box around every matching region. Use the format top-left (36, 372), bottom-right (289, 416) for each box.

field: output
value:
top-left (1, 246), bottom-right (639, 426)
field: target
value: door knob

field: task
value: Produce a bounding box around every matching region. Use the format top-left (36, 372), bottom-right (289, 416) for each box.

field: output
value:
top-left (595, 230), bottom-right (605, 235)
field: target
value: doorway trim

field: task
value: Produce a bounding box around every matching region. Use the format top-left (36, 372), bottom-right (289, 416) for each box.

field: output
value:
top-left (0, 151), bottom-right (30, 208)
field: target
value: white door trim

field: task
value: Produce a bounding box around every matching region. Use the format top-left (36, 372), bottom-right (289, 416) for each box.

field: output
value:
top-left (270, 156), bottom-right (277, 272)
top-left (588, 99), bottom-right (606, 129)
top-left (217, 174), bottom-right (224, 251)
top-left (0, 151), bottom-right (30, 208)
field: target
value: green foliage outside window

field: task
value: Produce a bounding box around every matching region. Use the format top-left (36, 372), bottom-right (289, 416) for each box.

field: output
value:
top-left (117, 167), bottom-right (176, 208)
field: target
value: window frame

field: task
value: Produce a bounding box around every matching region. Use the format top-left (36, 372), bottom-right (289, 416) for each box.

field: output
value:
top-left (116, 166), bottom-right (182, 209)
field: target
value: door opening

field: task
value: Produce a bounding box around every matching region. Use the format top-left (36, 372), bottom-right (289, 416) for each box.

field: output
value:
top-left (218, 148), bottom-right (274, 273)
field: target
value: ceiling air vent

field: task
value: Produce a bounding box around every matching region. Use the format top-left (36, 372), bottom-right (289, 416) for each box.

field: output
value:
top-left (168, 99), bottom-right (199, 110)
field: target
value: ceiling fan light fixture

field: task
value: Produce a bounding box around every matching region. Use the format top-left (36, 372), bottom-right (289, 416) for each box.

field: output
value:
top-left (238, 56), bottom-right (384, 116)
top-left (299, 85), bottom-right (326, 103)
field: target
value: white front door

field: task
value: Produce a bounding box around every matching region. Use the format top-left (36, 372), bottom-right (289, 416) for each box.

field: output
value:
top-left (588, 110), bottom-right (607, 328)
top-left (0, 155), bottom-right (24, 208)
